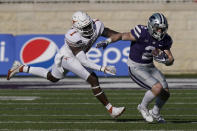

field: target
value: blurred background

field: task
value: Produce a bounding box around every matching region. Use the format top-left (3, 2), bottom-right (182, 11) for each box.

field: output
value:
top-left (0, 0), bottom-right (197, 76)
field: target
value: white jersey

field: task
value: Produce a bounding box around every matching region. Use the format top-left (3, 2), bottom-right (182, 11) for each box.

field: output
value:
top-left (56, 19), bottom-right (104, 59)
top-left (53, 19), bottom-right (104, 79)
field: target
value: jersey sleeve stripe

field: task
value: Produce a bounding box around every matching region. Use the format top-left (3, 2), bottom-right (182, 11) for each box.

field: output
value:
top-left (135, 25), bottom-right (141, 33)
top-left (134, 28), bottom-right (140, 38)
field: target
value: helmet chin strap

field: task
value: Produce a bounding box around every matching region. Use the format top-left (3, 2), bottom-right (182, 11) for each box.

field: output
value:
top-left (153, 29), bottom-right (167, 41)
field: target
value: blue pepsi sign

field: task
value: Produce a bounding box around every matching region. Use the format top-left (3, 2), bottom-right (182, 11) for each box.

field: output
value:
top-left (88, 37), bottom-right (130, 76)
top-left (15, 35), bottom-right (64, 70)
top-left (0, 34), bottom-right (15, 75)
top-left (0, 34), bottom-right (131, 76)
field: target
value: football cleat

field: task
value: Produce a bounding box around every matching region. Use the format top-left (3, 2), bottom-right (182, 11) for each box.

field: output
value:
top-left (137, 104), bottom-right (153, 122)
top-left (109, 106), bottom-right (125, 118)
top-left (7, 61), bottom-right (23, 80)
top-left (149, 109), bottom-right (166, 123)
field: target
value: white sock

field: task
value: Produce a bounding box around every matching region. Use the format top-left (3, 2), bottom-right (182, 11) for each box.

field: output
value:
top-left (22, 65), bottom-right (30, 73)
top-left (28, 67), bottom-right (48, 78)
top-left (141, 90), bottom-right (156, 108)
top-left (105, 103), bottom-right (112, 110)
top-left (152, 97), bottom-right (166, 115)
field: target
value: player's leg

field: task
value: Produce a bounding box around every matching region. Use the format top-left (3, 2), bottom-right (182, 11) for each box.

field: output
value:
top-left (7, 60), bottom-right (49, 80)
top-left (86, 72), bottom-right (125, 118)
top-left (7, 60), bottom-right (62, 83)
top-left (149, 68), bottom-right (170, 123)
top-left (128, 66), bottom-right (156, 122)
top-left (47, 64), bottom-right (69, 83)
top-left (61, 57), bottom-right (125, 118)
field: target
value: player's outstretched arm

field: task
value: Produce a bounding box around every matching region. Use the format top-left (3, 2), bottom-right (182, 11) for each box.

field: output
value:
top-left (68, 43), bottom-right (116, 75)
top-left (96, 29), bottom-right (136, 49)
top-left (76, 51), bottom-right (116, 75)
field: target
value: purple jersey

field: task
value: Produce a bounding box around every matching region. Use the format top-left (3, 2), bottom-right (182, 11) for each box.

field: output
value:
top-left (130, 25), bottom-right (173, 64)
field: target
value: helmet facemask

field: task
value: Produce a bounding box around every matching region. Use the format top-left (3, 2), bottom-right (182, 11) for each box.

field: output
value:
top-left (78, 22), bottom-right (94, 38)
top-left (148, 13), bottom-right (168, 41)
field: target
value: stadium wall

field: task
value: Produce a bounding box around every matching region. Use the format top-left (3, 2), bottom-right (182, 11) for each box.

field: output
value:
top-left (0, 3), bottom-right (197, 74)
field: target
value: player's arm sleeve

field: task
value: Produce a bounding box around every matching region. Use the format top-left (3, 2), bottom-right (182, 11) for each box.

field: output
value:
top-left (162, 36), bottom-right (173, 51)
top-left (94, 19), bottom-right (105, 36)
top-left (163, 37), bottom-right (174, 66)
top-left (76, 50), bottom-right (101, 71)
top-left (130, 25), bottom-right (144, 41)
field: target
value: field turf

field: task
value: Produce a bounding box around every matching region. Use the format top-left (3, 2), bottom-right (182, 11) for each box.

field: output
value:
top-left (0, 89), bottom-right (197, 130)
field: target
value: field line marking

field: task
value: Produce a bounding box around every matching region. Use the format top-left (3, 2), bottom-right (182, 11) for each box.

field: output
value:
top-left (0, 93), bottom-right (197, 95)
top-left (0, 121), bottom-right (197, 124)
top-left (0, 121), bottom-right (145, 124)
top-left (0, 96), bottom-right (39, 100)
top-left (1, 114), bottom-right (197, 117)
top-left (0, 102), bottom-right (197, 105)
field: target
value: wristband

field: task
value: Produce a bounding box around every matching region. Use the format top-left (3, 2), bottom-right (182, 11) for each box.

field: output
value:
top-left (106, 38), bottom-right (112, 44)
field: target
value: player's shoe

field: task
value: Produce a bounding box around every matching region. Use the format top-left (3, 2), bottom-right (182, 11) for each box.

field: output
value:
top-left (7, 61), bottom-right (24, 80)
top-left (149, 109), bottom-right (166, 123)
top-left (109, 106), bottom-right (125, 118)
top-left (137, 104), bottom-right (153, 122)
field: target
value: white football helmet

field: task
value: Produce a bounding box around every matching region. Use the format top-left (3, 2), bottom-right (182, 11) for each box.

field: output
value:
top-left (72, 11), bottom-right (95, 38)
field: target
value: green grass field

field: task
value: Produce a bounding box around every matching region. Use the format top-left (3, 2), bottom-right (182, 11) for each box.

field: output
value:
top-left (0, 89), bottom-right (197, 130)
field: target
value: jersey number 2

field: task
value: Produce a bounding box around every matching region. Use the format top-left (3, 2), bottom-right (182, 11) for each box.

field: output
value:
top-left (142, 46), bottom-right (155, 60)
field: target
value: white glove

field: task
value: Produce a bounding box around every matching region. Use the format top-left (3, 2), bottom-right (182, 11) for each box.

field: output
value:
top-left (100, 66), bottom-right (116, 75)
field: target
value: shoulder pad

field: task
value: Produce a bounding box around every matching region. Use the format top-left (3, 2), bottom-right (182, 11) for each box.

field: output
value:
top-left (93, 19), bottom-right (104, 35)
top-left (131, 25), bottom-right (147, 40)
top-left (65, 29), bottom-right (83, 47)
top-left (93, 19), bottom-right (100, 23)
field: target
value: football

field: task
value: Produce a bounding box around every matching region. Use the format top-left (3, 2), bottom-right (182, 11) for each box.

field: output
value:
top-left (151, 48), bottom-right (162, 56)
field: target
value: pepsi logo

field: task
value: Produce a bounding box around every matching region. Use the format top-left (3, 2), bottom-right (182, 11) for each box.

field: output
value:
top-left (20, 37), bottom-right (59, 69)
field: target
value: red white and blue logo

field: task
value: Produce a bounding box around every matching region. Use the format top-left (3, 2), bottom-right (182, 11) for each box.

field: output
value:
top-left (20, 37), bottom-right (59, 69)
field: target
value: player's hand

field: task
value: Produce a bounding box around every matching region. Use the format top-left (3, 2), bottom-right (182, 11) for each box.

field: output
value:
top-left (96, 38), bottom-right (111, 49)
top-left (153, 51), bottom-right (168, 64)
top-left (96, 40), bottom-right (109, 49)
top-left (151, 48), bottom-right (161, 56)
top-left (100, 66), bottom-right (116, 75)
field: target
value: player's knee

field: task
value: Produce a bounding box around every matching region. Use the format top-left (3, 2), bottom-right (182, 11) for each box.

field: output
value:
top-left (47, 72), bottom-right (60, 83)
top-left (160, 89), bottom-right (170, 100)
top-left (152, 82), bottom-right (163, 96)
top-left (87, 73), bottom-right (99, 86)
top-left (91, 72), bottom-right (98, 79)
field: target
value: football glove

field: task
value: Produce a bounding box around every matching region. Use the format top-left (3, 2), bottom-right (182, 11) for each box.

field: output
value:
top-left (100, 66), bottom-right (116, 75)
top-left (96, 38), bottom-right (112, 49)
top-left (153, 51), bottom-right (169, 64)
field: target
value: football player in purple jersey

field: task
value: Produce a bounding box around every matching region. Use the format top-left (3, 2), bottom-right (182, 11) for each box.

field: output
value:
top-left (96, 13), bottom-right (174, 123)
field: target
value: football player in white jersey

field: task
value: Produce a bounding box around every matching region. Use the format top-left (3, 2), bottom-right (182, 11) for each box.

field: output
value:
top-left (7, 11), bottom-right (125, 118)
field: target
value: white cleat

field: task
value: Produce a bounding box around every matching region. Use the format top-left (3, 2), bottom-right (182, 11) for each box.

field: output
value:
top-left (149, 109), bottom-right (166, 123)
top-left (137, 104), bottom-right (153, 122)
top-left (7, 61), bottom-right (23, 80)
top-left (109, 106), bottom-right (125, 118)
